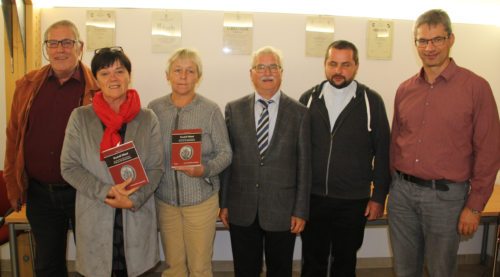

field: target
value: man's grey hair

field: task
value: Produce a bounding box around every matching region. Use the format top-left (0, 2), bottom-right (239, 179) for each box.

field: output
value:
top-left (44, 20), bottom-right (81, 42)
top-left (251, 46), bottom-right (283, 69)
top-left (414, 9), bottom-right (453, 37)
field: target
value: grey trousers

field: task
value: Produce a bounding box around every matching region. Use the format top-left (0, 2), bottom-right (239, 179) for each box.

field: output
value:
top-left (387, 174), bottom-right (469, 277)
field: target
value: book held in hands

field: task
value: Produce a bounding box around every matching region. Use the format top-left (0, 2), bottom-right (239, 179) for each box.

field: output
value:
top-left (102, 141), bottom-right (149, 190)
top-left (171, 128), bottom-right (202, 167)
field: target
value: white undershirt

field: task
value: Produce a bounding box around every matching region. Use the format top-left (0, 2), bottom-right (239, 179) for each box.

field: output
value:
top-left (322, 81), bottom-right (357, 130)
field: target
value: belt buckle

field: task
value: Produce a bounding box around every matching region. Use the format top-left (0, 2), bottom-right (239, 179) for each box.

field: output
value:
top-left (398, 171), bottom-right (410, 182)
top-left (434, 181), bottom-right (450, 191)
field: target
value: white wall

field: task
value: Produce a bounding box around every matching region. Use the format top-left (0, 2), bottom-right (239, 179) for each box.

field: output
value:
top-left (38, 8), bottom-right (500, 119)
top-left (1, 6), bottom-right (499, 261)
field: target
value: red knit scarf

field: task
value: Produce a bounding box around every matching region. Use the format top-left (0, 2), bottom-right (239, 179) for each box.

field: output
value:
top-left (93, 89), bottom-right (141, 160)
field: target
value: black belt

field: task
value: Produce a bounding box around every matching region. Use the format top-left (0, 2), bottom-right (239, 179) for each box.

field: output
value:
top-left (397, 171), bottom-right (452, 191)
top-left (30, 179), bottom-right (72, 190)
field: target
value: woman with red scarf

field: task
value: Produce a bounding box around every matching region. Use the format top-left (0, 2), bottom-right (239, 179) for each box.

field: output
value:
top-left (61, 47), bottom-right (164, 277)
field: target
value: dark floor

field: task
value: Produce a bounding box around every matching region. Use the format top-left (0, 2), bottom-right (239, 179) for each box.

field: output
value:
top-left (202, 265), bottom-right (491, 277)
top-left (207, 265), bottom-right (491, 277)
top-left (143, 264), bottom-right (493, 276)
top-left (0, 264), bottom-right (493, 277)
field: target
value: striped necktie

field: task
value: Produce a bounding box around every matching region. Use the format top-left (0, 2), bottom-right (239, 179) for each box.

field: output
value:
top-left (257, 99), bottom-right (273, 159)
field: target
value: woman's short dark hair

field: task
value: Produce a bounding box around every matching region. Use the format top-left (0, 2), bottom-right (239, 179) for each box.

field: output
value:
top-left (91, 47), bottom-right (131, 77)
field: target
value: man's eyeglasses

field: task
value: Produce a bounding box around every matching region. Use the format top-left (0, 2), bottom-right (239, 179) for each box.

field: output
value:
top-left (252, 64), bottom-right (282, 73)
top-left (44, 39), bottom-right (78, 49)
top-left (415, 36), bottom-right (449, 48)
top-left (94, 46), bottom-right (124, 55)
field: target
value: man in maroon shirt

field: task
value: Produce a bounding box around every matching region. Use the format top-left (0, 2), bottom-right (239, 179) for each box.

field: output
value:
top-left (4, 20), bottom-right (97, 276)
top-left (388, 9), bottom-right (500, 277)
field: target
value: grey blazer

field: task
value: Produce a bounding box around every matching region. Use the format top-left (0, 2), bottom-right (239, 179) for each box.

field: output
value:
top-left (222, 92), bottom-right (311, 231)
top-left (61, 105), bottom-right (164, 277)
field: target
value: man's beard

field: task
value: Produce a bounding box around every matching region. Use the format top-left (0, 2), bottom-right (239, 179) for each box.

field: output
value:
top-left (328, 74), bottom-right (353, 89)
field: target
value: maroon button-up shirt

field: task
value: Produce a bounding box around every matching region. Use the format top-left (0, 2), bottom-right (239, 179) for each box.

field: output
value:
top-left (24, 67), bottom-right (85, 184)
top-left (391, 59), bottom-right (500, 211)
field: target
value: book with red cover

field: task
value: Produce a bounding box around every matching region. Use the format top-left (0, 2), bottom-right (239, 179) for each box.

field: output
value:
top-left (171, 128), bottom-right (202, 167)
top-left (102, 141), bottom-right (149, 190)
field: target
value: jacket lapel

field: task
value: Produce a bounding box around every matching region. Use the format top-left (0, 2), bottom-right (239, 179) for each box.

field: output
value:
top-left (90, 110), bottom-right (104, 143)
top-left (265, 93), bottom-right (290, 158)
top-left (244, 94), bottom-right (262, 160)
top-left (124, 112), bottom-right (140, 143)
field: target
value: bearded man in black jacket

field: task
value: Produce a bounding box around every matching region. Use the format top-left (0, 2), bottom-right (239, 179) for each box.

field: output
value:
top-left (299, 40), bottom-right (391, 277)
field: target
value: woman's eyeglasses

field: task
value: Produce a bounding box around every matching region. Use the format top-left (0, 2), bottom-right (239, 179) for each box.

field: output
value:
top-left (94, 46), bottom-right (124, 55)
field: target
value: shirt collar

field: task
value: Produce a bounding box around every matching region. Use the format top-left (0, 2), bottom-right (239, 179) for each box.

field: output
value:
top-left (417, 58), bottom-right (457, 83)
top-left (255, 90), bottom-right (281, 106)
top-left (323, 80), bottom-right (357, 98)
top-left (48, 63), bottom-right (82, 83)
top-left (166, 93), bottom-right (199, 111)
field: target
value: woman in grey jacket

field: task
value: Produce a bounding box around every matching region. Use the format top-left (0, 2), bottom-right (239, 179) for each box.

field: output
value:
top-left (61, 47), bottom-right (164, 277)
top-left (148, 48), bottom-right (232, 277)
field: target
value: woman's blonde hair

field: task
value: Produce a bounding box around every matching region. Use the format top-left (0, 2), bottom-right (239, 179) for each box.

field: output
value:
top-left (166, 48), bottom-right (203, 78)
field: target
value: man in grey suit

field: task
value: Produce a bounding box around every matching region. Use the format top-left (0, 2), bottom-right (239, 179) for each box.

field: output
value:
top-left (220, 46), bottom-right (311, 277)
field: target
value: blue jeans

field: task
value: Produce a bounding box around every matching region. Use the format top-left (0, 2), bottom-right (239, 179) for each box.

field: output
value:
top-left (26, 179), bottom-right (76, 277)
top-left (388, 174), bottom-right (469, 277)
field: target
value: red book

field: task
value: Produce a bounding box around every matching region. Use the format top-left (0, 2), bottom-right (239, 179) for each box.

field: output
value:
top-left (171, 128), bottom-right (202, 167)
top-left (102, 141), bottom-right (149, 190)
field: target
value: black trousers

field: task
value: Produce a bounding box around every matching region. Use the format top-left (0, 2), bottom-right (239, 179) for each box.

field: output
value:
top-left (229, 216), bottom-right (296, 277)
top-left (26, 179), bottom-right (76, 277)
top-left (301, 196), bottom-right (369, 277)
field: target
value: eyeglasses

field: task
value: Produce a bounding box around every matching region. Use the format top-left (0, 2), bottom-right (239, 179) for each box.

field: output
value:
top-left (252, 64), bottom-right (282, 73)
top-left (415, 36), bottom-right (449, 48)
top-left (94, 46), bottom-right (124, 55)
top-left (44, 39), bottom-right (78, 49)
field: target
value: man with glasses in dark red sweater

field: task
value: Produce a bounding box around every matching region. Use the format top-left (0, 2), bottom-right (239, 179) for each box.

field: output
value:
top-left (4, 20), bottom-right (98, 276)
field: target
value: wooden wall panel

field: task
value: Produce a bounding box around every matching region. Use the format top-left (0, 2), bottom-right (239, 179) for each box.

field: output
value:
top-left (3, 3), bottom-right (40, 120)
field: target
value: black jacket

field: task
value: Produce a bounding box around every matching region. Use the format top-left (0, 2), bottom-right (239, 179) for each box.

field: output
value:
top-left (299, 80), bottom-right (390, 204)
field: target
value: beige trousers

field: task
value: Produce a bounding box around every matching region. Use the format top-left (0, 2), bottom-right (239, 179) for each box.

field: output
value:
top-left (156, 193), bottom-right (219, 277)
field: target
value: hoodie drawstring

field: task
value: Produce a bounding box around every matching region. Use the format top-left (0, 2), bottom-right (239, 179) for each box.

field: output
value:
top-left (306, 87), bottom-right (371, 132)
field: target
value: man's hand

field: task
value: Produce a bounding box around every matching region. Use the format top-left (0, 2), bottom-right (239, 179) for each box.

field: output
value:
top-left (174, 165), bottom-right (205, 177)
top-left (219, 208), bottom-right (229, 228)
top-left (364, 200), bottom-right (384, 220)
top-left (458, 207), bottom-right (481, 236)
top-left (290, 216), bottom-right (306, 234)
